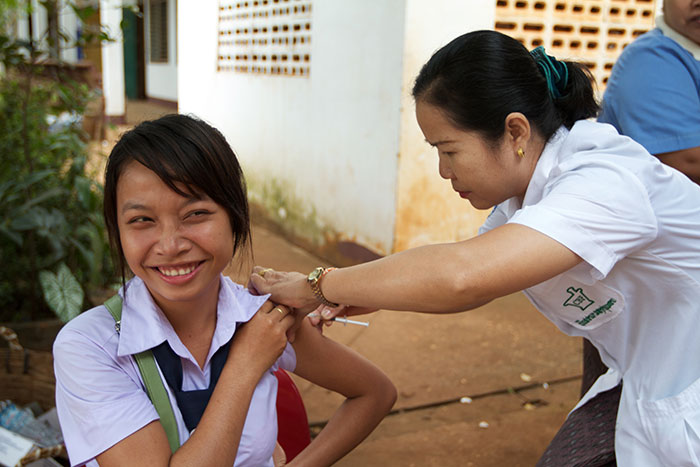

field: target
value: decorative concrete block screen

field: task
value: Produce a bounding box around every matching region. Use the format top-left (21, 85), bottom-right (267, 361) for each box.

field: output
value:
top-left (494, 0), bottom-right (657, 89)
top-left (217, 0), bottom-right (312, 76)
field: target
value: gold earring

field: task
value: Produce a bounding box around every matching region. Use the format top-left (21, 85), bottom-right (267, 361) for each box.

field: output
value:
top-left (517, 148), bottom-right (525, 158)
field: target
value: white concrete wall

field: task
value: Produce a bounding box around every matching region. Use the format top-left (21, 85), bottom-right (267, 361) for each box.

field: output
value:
top-left (179, 0), bottom-right (497, 257)
top-left (394, 0), bottom-right (495, 251)
top-left (100, 0), bottom-right (125, 118)
top-left (58, 1), bottom-right (79, 63)
top-left (15, 8), bottom-right (30, 46)
top-left (16, 0), bottom-right (44, 53)
top-left (14, 0), bottom-right (79, 62)
top-left (145, 0), bottom-right (178, 102)
top-left (179, 0), bottom-right (405, 255)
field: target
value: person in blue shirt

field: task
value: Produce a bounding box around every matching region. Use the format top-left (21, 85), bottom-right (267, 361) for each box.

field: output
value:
top-left (599, 0), bottom-right (700, 184)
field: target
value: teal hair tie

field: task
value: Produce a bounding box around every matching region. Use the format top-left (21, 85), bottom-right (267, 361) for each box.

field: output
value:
top-left (529, 46), bottom-right (568, 99)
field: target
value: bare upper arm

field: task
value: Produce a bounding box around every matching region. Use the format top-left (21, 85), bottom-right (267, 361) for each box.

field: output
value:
top-left (291, 319), bottom-right (394, 399)
top-left (96, 421), bottom-right (171, 467)
top-left (656, 146), bottom-right (700, 185)
top-left (455, 223), bottom-right (582, 304)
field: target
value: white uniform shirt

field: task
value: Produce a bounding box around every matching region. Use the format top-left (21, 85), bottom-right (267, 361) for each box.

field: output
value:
top-left (480, 121), bottom-right (700, 466)
top-left (54, 275), bottom-right (296, 467)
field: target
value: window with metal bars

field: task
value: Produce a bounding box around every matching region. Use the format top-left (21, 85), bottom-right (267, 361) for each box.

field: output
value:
top-left (149, 0), bottom-right (168, 63)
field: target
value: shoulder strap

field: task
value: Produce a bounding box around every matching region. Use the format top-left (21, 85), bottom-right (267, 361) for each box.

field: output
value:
top-left (104, 295), bottom-right (181, 453)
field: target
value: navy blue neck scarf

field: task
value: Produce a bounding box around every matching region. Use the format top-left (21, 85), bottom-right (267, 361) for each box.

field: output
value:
top-left (152, 339), bottom-right (232, 432)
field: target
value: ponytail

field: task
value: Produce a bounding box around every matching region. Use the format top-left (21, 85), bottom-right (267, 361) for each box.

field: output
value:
top-left (555, 61), bottom-right (600, 128)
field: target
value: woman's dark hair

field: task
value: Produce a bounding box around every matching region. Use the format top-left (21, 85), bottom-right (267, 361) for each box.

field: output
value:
top-left (103, 114), bottom-right (250, 284)
top-left (412, 30), bottom-right (599, 144)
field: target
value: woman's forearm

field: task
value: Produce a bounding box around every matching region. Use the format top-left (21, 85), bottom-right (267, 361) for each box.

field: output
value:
top-left (319, 224), bottom-right (580, 313)
top-left (96, 357), bottom-right (263, 467)
top-left (170, 303), bottom-right (291, 465)
top-left (288, 391), bottom-right (396, 466)
top-left (288, 321), bottom-right (397, 466)
top-left (322, 242), bottom-right (489, 313)
top-left (169, 355), bottom-right (261, 465)
top-left (97, 302), bottom-right (292, 467)
top-left (252, 224), bottom-right (580, 315)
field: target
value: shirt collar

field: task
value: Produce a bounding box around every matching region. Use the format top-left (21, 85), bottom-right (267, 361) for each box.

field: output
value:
top-left (656, 14), bottom-right (700, 60)
top-left (116, 275), bottom-right (270, 360)
top-left (209, 276), bottom-right (270, 358)
top-left (522, 125), bottom-right (570, 207)
top-left (490, 126), bottom-right (570, 222)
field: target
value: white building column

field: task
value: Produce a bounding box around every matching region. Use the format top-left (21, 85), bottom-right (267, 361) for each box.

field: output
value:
top-left (100, 0), bottom-right (125, 122)
top-left (393, 0), bottom-right (495, 252)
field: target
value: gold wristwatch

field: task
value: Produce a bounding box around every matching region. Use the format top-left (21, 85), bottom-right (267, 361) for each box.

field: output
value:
top-left (307, 267), bottom-right (339, 307)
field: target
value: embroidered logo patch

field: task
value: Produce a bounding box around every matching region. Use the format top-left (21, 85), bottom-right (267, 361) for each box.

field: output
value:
top-left (573, 298), bottom-right (617, 327)
top-left (528, 277), bottom-right (624, 331)
top-left (562, 286), bottom-right (618, 327)
top-left (563, 287), bottom-right (594, 311)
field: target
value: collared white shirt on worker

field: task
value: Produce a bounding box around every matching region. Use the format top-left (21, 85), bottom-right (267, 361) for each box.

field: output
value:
top-left (480, 120), bottom-right (700, 466)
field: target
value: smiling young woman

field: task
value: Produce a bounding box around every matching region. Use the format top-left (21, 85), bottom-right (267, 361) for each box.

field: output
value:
top-left (53, 115), bottom-right (396, 467)
top-left (116, 161), bottom-right (235, 336)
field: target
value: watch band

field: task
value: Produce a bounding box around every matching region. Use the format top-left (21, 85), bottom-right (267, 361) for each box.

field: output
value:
top-left (309, 267), bottom-right (339, 307)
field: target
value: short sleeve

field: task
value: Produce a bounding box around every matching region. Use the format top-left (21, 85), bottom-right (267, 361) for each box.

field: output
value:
top-left (599, 37), bottom-right (700, 154)
top-left (272, 342), bottom-right (297, 373)
top-left (54, 327), bottom-right (159, 466)
top-left (508, 162), bottom-right (658, 280)
top-left (478, 203), bottom-right (510, 235)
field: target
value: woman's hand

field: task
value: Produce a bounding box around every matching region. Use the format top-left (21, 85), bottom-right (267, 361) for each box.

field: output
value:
top-left (248, 266), bottom-right (318, 311)
top-left (248, 267), bottom-right (323, 342)
top-left (249, 267), bottom-right (379, 337)
top-left (228, 300), bottom-right (294, 377)
top-left (308, 305), bottom-right (379, 328)
top-left (273, 442), bottom-right (287, 466)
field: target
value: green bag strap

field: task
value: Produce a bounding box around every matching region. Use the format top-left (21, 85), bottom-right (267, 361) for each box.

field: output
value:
top-left (104, 294), bottom-right (180, 453)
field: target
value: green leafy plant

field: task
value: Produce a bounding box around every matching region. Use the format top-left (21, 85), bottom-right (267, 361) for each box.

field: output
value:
top-left (39, 263), bottom-right (84, 323)
top-left (0, 0), bottom-right (117, 323)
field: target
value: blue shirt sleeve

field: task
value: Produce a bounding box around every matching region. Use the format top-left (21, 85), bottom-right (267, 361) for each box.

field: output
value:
top-left (599, 31), bottom-right (700, 155)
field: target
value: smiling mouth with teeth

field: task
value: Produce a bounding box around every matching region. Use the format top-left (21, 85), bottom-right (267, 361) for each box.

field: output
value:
top-left (156, 262), bottom-right (201, 277)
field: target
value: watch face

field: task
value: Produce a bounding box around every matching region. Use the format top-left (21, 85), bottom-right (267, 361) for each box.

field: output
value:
top-left (308, 267), bottom-right (324, 283)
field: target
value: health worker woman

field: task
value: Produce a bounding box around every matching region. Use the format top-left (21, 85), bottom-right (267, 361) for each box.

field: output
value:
top-left (250, 30), bottom-right (700, 466)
